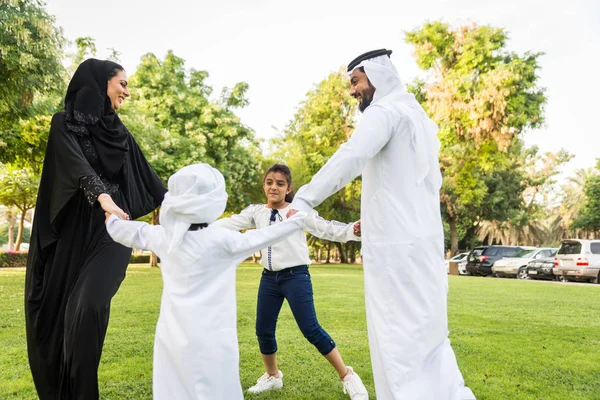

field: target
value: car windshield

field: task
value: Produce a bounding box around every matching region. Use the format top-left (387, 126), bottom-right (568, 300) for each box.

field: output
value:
top-left (514, 249), bottom-right (536, 258)
top-left (558, 242), bottom-right (582, 255)
top-left (482, 247), bottom-right (500, 256)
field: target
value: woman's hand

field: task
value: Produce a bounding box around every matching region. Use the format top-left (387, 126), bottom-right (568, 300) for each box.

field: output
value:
top-left (98, 194), bottom-right (129, 220)
top-left (353, 220), bottom-right (361, 237)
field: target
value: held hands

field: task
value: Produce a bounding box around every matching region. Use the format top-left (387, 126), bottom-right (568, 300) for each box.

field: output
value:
top-left (353, 220), bottom-right (361, 237)
top-left (98, 193), bottom-right (129, 221)
top-left (287, 210), bottom-right (308, 228)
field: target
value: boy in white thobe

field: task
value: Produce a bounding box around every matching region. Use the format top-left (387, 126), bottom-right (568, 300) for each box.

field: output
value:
top-left (105, 163), bottom-right (307, 400)
top-left (288, 50), bottom-right (476, 400)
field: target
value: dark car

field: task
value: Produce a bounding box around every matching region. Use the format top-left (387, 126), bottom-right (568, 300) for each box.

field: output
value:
top-left (526, 257), bottom-right (557, 280)
top-left (465, 245), bottom-right (525, 276)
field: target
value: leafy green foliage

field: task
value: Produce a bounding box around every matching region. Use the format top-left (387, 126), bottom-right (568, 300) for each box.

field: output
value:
top-left (405, 22), bottom-right (549, 252)
top-left (572, 175), bottom-right (600, 233)
top-left (119, 51), bottom-right (263, 211)
top-left (273, 70), bottom-right (360, 261)
top-left (0, 0), bottom-right (65, 163)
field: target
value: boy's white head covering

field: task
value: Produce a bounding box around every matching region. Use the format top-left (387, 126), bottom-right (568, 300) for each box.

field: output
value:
top-left (159, 163), bottom-right (228, 252)
top-left (347, 49), bottom-right (442, 190)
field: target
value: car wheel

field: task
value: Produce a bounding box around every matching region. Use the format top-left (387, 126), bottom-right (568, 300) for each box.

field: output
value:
top-left (557, 275), bottom-right (567, 283)
top-left (592, 272), bottom-right (600, 284)
top-left (517, 267), bottom-right (528, 280)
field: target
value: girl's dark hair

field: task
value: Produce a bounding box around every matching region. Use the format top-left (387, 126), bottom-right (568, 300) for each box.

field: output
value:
top-left (107, 65), bottom-right (125, 80)
top-left (264, 163), bottom-right (294, 202)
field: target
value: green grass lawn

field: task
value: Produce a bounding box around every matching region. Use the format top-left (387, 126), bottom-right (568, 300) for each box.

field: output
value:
top-left (1, 264), bottom-right (599, 399)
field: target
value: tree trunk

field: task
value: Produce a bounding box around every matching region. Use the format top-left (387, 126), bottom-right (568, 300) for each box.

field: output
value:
top-left (448, 213), bottom-right (459, 256)
top-left (335, 242), bottom-right (348, 264)
top-left (7, 210), bottom-right (15, 251)
top-left (348, 242), bottom-right (356, 264)
top-left (15, 209), bottom-right (27, 251)
top-left (150, 208), bottom-right (159, 267)
top-left (326, 242), bottom-right (331, 264)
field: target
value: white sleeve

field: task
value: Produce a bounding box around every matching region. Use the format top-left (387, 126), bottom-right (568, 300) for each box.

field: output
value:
top-left (212, 205), bottom-right (256, 231)
top-left (106, 215), bottom-right (163, 256)
top-left (224, 214), bottom-right (306, 262)
top-left (304, 211), bottom-right (360, 243)
top-left (290, 105), bottom-right (395, 212)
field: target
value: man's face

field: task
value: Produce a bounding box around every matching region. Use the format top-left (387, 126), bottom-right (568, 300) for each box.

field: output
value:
top-left (349, 68), bottom-right (375, 112)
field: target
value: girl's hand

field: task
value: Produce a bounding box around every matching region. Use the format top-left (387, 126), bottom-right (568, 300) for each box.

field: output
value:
top-left (353, 220), bottom-right (361, 237)
top-left (98, 194), bottom-right (129, 220)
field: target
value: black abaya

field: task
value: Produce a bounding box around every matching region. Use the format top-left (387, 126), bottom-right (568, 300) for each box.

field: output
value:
top-left (25, 60), bottom-right (166, 400)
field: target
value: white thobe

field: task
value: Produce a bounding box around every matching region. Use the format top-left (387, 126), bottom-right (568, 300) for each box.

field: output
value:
top-left (106, 214), bottom-right (305, 400)
top-left (291, 90), bottom-right (476, 399)
top-left (214, 204), bottom-right (359, 271)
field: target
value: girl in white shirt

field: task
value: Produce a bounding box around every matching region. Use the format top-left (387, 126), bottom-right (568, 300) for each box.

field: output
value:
top-left (214, 164), bottom-right (369, 399)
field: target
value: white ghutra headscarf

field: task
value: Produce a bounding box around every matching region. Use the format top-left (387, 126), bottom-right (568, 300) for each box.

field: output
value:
top-left (159, 163), bottom-right (228, 252)
top-left (348, 54), bottom-right (442, 190)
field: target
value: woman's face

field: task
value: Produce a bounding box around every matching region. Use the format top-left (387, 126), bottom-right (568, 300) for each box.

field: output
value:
top-left (106, 70), bottom-right (130, 110)
top-left (263, 171), bottom-right (291, 205)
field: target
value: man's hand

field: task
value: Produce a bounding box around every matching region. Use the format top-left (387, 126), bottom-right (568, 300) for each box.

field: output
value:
top-left (286, 209), bottom-right (298, 219)
top-left (353, 220), bottom-right (361, 237)
top-left (98, 193), bottom-right (129, 220)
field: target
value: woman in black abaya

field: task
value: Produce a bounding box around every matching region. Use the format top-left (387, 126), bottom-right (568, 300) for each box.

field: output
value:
top-left (25, 59), bottom-right (167, 399)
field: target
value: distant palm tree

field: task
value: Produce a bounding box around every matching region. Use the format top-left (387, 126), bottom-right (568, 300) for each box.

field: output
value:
top-left (555, 168), bottom-right (598, 239)
top-left (476, 218), bottom-right (547, 246)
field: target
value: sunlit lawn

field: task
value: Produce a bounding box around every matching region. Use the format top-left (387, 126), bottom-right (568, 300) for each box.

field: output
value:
top-left (1, 264), bottom-right (599, 399)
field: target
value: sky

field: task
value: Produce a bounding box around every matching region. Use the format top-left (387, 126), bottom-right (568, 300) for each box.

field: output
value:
top-left (46, 0), bottom-right (600, 182)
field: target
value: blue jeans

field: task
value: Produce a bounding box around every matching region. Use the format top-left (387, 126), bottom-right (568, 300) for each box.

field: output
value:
top-left (255, 265), bottom-right (336, 356)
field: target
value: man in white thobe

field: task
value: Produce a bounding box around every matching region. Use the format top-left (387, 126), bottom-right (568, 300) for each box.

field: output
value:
top-left (288, 49), bottom-right (476, 400)
top-left (105, 163), bottom-right (307, 400)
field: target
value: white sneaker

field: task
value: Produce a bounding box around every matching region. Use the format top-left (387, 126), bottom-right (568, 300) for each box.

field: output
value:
top-left (342, 367), bottom-right (368, 400)
top-left (247, 370), bottom-right (284, 393)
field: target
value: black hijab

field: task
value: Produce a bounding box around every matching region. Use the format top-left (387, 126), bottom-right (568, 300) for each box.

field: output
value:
top-left (64, 58), bottom-right (129, 178)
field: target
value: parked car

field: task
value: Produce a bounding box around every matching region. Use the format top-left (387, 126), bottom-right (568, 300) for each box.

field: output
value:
top-left (466, 245), bottom-right (525, 276)
top-left (492, 247), bottom-right (557, 279)
top-left (446, 252), bottom-right (469, 275)
top-left (526, 257), bottom-right (558, 280)
top-left (553, 239), bottom-right (600, 283)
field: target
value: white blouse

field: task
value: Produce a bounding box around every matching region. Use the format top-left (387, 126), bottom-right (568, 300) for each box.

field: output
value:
top-left (213, 204), bottom-right (360, 271)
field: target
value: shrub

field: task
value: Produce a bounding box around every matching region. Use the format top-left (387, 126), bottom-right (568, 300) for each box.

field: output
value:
top-left (0, 251), bottom-right (28, 268)
top-left (130, 254), bottom-right (151, 264)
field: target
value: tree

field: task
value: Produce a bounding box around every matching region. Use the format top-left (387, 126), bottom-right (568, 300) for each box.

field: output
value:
top-left (0, 165), bottom-right (39, 250)
top-left (0, 222), bottom-right (31, 247)
top-left (0, 0), bottom-right (65, 164)
top-left (119, 51), bottom-right (263, 265)
top-left (572, 175), bottom-right (600, 235)
top-left (405, 22), bottom-right (546, 254)
top-left (477, 148), bottom-right (572, 246)
top-left (120, 51), bottom-right (263, 211)
top-left (551, 167), bottom-right (599, 240)
top-left (274, 70), bottom-right (360, 263)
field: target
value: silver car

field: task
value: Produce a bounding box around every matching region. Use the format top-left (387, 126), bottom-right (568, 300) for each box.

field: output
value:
top-left (492, 248), bottom-right (557, 279)
top-left (553, 239), bottom-right (600, 283)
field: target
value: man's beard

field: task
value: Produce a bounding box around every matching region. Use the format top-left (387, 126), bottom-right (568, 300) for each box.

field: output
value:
top-left (358, 86), bottom-right (375, 112)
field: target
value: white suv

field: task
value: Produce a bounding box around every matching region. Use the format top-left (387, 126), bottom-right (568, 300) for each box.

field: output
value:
top-left (553, 239), bottom-right (600, 283)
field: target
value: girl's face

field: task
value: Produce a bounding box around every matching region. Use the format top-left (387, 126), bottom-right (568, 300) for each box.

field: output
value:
top-left (263, 171), bottom-right (291, 206)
